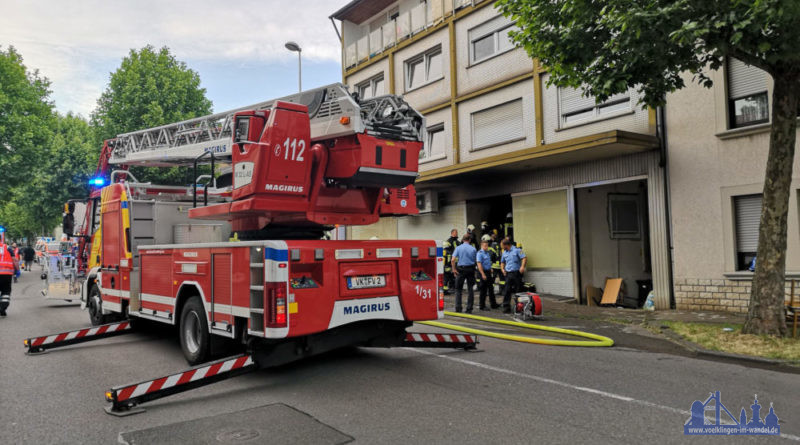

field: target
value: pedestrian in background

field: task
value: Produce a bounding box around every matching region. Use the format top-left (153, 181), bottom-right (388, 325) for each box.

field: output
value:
top-left (476, 238), bottom-right (499, 310)
top-left (23, 244), bottom-right (35, 271)
top-left (500, 237), bottom-right (527, 313)
top-left (451, 234), bottom-right (477, 313)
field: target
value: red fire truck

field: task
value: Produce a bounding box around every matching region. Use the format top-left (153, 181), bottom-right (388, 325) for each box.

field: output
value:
top-left (25, 84), bottom-right (476, 414)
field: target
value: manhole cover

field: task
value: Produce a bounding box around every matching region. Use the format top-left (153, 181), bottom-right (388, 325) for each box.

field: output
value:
top-left (217, 428), bottom-right (261, 443)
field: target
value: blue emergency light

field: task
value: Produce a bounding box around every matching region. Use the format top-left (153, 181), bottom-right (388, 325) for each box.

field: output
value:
top-left (0, 226), bottom-right (5, 233)
top-left (89, 177), bottom-right (106, 187)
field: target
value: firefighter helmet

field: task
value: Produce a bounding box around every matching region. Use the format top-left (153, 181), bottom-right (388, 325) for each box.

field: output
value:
top-left (467, 224), bottom-right (475, 231)
top-left (481, 234), bottom-right (491, 242)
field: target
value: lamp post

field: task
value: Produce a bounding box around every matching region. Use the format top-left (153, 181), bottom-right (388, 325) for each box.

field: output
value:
top-left (284, 41), bottom-right (302, 92)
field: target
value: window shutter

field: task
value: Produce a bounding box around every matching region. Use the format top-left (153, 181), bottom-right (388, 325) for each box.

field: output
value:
top-left (560, 87), bottom-right (596, 115)
top-left (728, 58), bottom-right (767, 99)
top-left (735, 195), bottom-right (762, 252)
top-left (472, 99), bottom-right (524, 149)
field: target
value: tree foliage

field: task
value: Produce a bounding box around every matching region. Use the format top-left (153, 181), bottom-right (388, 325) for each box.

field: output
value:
top-left (91, 45), bottom-right (213, 184)
top-left (497, 0), bottom-right (800, 336)
top-left (0, 46), bottom-right (55, 198)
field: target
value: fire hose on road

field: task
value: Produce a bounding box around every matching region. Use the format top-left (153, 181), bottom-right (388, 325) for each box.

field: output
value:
top-left (419, 311), bottom-right (614, 347)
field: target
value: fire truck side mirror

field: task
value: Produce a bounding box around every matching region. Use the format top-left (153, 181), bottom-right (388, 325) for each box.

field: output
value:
top-left (234, 114), bottom-right (267, 152)
top-left (234, 116), bottom-right (250, 150)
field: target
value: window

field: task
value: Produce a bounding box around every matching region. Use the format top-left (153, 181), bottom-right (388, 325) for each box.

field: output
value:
top-left (734, 194), bottom-right (762, 271)
top-left (356, 74), bottom-right (385, 100)
top-left (727, 58), bottom-right (769, 128)
top-left (420, 124), bottom-right (445, 161)
top-left (608, 194), bottom-right (641, 239)
top-left (405, 46), bottom-right (443, 91)
top-left (471, 99), bottom-right (524, 150)
top-left (559, 86), bottom-right (631, 126)
top-left (469, 15), bottom-right (517, 64)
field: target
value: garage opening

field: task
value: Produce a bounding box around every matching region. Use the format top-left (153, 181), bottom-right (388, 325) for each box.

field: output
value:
top-left (465, 195), bottom-right (512, 242)
top-left (575, 179), bottom-right (652, 307)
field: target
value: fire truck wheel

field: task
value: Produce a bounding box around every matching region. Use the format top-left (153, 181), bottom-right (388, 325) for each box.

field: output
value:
top-left (180, 296), bottom-right (210, 365)
top-left (87, 285), bottom-right (111, 326)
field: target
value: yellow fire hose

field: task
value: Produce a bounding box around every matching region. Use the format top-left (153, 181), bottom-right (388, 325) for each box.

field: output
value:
top-left (419, 311), bottom-right (614, 347)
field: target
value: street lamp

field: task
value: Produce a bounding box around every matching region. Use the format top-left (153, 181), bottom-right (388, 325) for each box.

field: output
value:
top-left (285, 41), bottom-right (302, 92)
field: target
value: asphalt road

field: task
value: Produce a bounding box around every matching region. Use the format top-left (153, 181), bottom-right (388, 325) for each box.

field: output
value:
top-left (1, 269), bottom-right (799, 444)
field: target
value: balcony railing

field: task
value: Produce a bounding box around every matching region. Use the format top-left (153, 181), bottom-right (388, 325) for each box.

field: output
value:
top-left (344, 0), bottom-right (483, 69)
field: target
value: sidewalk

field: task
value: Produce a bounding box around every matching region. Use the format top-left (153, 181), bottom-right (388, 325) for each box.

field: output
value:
top-left (443, 292), bottom-right (746, 325)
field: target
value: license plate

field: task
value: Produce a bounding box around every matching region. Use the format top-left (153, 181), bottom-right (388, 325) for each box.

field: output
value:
top-left (347, 275), bottom-right (386, 289)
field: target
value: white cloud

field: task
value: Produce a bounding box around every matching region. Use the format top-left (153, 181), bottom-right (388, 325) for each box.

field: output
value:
top-left (0, 0), bottom-right (351, 116)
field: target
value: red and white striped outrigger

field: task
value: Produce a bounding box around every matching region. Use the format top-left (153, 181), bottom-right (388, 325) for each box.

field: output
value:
top-left (24, 322), bottom-right (477, 415)
top-left (24, 321), bottom-right (132, 354)
top-left (104, 354), bottom-right (257, 416)
top-left (403, 332), bottom-right (478, 349)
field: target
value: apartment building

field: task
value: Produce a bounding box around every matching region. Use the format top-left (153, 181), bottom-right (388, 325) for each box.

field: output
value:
top-left (331, 0), bottom-right (672, 309)
top-left (667, 59), bottom-right (800, 313)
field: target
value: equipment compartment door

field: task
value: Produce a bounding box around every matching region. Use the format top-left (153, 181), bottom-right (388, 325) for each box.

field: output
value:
top-left (211, 253), bottom-right (232, 327)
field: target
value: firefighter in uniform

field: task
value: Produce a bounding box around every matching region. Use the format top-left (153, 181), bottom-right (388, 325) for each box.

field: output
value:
top-left (443, 229), bottom-right (459, 295)
top-left (504, 212), bottom-right (514, 242)
top-left (476, 235), bottom-right (499, 310)
top-left (1, 229), bottom-right (20, 316)
top-left (490, 230), bottom-right (504, 295)
top-left (465, 224), bottom-right (478, 248)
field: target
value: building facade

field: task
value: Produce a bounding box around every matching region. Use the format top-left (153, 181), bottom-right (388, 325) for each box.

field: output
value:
top-left (331, 0), bottom-right (673, 309)
top-left (667, 59), bottom-right (800, 313)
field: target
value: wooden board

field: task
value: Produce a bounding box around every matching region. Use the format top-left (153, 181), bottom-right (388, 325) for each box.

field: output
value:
top-left (600, 278), bottom-right (623, 305)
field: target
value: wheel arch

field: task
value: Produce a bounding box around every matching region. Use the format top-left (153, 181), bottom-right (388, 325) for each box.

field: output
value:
top-left (175, 281), bottom-right (208, 330)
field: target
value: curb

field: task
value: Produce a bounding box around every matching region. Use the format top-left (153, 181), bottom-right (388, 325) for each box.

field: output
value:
top-left (656, 325), bottom-right (800, 368)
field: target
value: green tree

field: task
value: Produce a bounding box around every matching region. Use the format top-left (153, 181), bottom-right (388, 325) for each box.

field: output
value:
top-left (497, 0), bottom-right (800, 336)
top-left (91, 45), bottom-right (212, 184)
top-left (0, 113), bottom-right (97, 240)
top-left (0, 46), bottom-right (54, 198)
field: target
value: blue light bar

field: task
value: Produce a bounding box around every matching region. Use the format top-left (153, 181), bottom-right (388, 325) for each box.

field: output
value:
top-left (89, 177), bottom-right (106, 187)
top-left (0, 226), bottom-right (5, 233)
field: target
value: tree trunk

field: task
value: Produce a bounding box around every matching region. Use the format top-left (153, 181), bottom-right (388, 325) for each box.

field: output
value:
top-left (743, 73), bottom-right (799, 337)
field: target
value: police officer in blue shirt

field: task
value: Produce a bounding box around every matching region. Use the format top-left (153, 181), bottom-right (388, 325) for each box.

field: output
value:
top-left (500, 237), bottom-right (527, 313)
top-left (476, 238), bottom-right (499, 310)
top-left (451, 234), bottom-right (477, 313)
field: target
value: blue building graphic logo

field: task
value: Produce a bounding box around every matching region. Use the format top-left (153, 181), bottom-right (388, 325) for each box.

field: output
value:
top-left (684, 391), bottom-right (780, 435)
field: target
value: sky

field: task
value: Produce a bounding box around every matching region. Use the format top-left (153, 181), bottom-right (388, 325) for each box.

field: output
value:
top-left (0, 0), bottom-right (353, 118)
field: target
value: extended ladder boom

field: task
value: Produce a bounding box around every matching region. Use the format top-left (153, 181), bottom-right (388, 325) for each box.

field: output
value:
top-left (108, 83), bottom-right (423, 167)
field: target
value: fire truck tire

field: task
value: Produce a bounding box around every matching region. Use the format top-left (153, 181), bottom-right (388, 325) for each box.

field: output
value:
top-left (87, 285), bottom-right (112, 326)
top-left (180, 296), bottom-right (210, 365)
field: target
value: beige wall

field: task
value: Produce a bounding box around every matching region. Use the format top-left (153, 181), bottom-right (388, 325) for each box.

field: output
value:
top-left (394, 28), bottom-right (451, 110)
top-left (541, 73), bottom-right (651, 144)
top-left (453, 4), bottom-right (531, 96)
top-left (398, 201), bottom-right (466, 241)
top-left (350, 217), bottom-right (399, 240)
top-left (667, 70), bottom-right (800, 312)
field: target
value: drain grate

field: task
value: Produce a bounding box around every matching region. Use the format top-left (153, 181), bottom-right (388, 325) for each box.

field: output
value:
top-left (119, 403), bottom-right (353, 445)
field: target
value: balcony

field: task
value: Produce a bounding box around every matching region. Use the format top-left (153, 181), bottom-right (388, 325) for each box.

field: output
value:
top-left (336, 0), bottom-right (481, 70)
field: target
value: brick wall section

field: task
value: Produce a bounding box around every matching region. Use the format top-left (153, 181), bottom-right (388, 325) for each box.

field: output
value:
top-left (674, 278), bottom-right (797, 313)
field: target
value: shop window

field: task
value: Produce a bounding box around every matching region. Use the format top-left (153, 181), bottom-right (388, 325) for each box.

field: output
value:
top-left (469, 15), bottom-right (517, 64)
top-left (405, 46), bottom-right (443, 91)
top-left (608, 194), bottom-right (641, 239)
top-left (727, 58), bottom-right (769, 128)
top-left (734, 194), bottom-right (762, 271)
top-left (357, 74), bottom-right (385, 100)
top-left (420, 124), bottom-right (445, 161)
top-left (559, 86), bottom-right (631, 127)
top-left (471, 99), bottom-right (524, 150)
